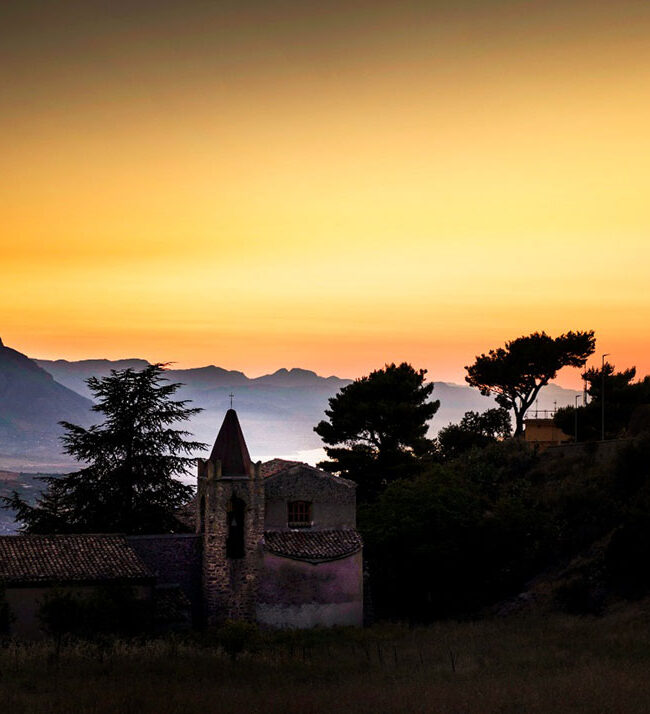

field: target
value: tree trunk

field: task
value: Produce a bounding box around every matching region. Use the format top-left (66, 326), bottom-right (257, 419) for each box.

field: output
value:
top-left (513, 410), bottom-right (525, 438)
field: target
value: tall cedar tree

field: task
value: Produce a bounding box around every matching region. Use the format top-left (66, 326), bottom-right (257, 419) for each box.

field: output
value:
top-left (314, 362), bottom-right (439, 502)
top-left (3, 365), bottom-right (205, 534)
top-left (465, 331), bottom-right (595, 437)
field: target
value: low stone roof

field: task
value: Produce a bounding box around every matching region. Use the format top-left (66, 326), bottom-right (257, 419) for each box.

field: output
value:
top-left (263, 529), bottom-right (362, 563)
top-left (0, 534), bottom-right (153, 586)
top-left (265, 463), bottom-right (357, 489)
top-left (259, 459), bottom-right (301, 478)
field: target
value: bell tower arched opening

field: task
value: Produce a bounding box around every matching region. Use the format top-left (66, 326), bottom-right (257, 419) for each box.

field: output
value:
top-left (226, 497), bottom-right (246, 559)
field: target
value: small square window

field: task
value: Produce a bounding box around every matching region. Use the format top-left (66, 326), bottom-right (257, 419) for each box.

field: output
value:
top-left (288, 501), bottom-right (312, 528)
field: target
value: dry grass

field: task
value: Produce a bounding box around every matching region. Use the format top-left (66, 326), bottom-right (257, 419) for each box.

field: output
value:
top-left (3, 608), bottom-right (650, 713)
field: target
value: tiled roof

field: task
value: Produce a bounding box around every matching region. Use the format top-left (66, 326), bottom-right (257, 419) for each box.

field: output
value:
top-left (265, 463), bottom-right (357, 489)
top-left (259, 459), bottom-right (301, 478)
top-left (263, 529), bottom-right (362, 562)
top-left (0, 534), bottom-right (153, 585)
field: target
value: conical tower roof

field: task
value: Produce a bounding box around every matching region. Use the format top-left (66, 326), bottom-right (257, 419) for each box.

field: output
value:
top-left (209, 409), bottom-right (253, 476)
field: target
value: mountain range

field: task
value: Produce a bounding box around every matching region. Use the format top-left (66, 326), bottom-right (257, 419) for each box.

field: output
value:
top-left (0, 338), bottom-right (581, 472)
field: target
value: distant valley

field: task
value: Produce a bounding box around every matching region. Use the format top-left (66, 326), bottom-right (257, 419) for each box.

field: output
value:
top-left (0, 339), bottom-right (582, 476)
top-left (35, 357), bottom-right (580, 466)
top-left (0, 470), bottom-right (53, 534)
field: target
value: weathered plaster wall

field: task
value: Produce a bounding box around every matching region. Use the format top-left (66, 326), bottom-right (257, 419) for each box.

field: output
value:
top-left (256, 551), bottom-right (363, 628)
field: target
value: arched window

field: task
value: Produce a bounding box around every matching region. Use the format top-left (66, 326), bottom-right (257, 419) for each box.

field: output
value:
top-left (226, 497), bottom-right (246, 558)
top-left (288, 501), bottom-right (312, 528)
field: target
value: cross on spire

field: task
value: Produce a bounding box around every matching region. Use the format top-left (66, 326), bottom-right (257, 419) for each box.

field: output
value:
top-left (229, 393), bottom-right (234, 409)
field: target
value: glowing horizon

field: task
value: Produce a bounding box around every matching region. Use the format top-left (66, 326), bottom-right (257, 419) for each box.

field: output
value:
top-left (1, 1), bottom-right (649, 389)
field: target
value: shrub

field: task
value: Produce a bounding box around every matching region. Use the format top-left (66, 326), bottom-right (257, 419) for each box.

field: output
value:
top-left (606, 519), bottom-right (650, 599)
top-left (81, 585), bottom-right (151, 639)
top-left (38, 589), bottom-right (84, 655)
top-left (38, 586), bottom-right (151, 653)
top-left (555, 576), bottom-right (605, 615)
top-left (214, 620), bottom-right (260, 661)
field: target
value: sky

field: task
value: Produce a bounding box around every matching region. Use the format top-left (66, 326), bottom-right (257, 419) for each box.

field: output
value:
top-left (1, 0), bottom-right (649, 387)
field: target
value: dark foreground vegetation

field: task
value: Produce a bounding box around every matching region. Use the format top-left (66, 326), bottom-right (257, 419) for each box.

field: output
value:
top-left (3, 609), bottom-right (650, 714)
top-left (362, 433), bottom-right (650, 621)
top-left (315, 337), bottom-right (650, 623)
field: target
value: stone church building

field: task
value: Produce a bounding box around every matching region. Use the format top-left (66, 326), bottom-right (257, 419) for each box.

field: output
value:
top-left (0, 410), bottom-right (363, 637)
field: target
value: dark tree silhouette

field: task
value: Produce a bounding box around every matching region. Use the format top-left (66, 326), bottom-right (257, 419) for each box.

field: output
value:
top-left (314, 362), bottom-right (439, 502)
top-left (3, 364), bottom-right (205, 534)
top-left (554, 362), bottom-right (650, 441)
top-left (437, 408), bottom-right (511, 461)
top-left (465, 331), bottom-right (595, 437)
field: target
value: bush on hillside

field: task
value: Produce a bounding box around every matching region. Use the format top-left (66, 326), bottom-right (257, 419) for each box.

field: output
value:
top-left (212, 620), bottom-right (261, 661)
top-left (38, 586), bottom-right (150, 653)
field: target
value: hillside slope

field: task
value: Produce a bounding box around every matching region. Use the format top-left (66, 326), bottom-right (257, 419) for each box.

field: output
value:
top-left (0, 339), bottom-right (92, 469)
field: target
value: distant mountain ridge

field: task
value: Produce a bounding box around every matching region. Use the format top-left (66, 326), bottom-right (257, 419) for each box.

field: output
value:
top-left (34, 353), bottom-right (580, 451)
top-left (34, 359), bottom-right (152, 399)
top-left (0, 340), bottom-right (582, 472)
top-left (35, 360), bottom-right (350, 399)
top-left (24, 356), bottom-right (355, 468)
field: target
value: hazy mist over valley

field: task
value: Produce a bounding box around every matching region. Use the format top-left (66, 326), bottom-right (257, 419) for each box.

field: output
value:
top-left (0, 338), bottom-right (581, 475)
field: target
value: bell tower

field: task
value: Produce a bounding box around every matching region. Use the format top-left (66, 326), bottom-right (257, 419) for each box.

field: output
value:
top-left (196, 409), bottom-right (264, 624)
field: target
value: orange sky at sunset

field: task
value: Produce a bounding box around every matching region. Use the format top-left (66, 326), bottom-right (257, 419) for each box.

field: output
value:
top-left (1, 1), bottom-right (649, 387)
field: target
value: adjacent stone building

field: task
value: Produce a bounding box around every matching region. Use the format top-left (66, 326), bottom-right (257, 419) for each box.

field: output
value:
top-left (0, 409), bottom-right (363, 636)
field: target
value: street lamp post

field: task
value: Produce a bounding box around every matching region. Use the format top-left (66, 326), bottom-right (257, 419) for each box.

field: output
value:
top-left (601, 353), bottom-right (610, 441)
top-left (574, 394), bottom-right (581, 443)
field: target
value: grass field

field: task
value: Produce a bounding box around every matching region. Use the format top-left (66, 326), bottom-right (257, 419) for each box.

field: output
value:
top-left (2, 607), bottom-right (650, 714)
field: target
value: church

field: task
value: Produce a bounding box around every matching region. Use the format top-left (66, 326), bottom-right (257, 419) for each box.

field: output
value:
top-left (0, 410), bottom-right (364, 637)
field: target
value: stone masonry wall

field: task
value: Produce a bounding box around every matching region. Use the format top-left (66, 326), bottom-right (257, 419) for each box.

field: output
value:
top-left (127, 534), bottom-right (202, 622)
top-left (264, 465), bottom-right (357, 530)
top-left (198, 459), bottom-right (265, 624)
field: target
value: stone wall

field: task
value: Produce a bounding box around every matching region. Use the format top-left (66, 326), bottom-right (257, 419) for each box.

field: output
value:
top-left (198, 459), bottom-right (265, 624)
top-left (127, 534), bottom-right (202, 623)
top-left (265, 500), bottom-right (356, 530)
top-left (264, 465), bottom-right (356, 530)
